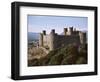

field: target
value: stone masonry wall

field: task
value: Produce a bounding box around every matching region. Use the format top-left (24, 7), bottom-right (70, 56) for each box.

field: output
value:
top-left (39, 27), bottom-right (86, 51)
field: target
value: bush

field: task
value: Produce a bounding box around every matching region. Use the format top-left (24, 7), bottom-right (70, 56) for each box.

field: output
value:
top-left (76, 57), bottom-right (87, 64)
top-left (48, 53), bottom-right (63, 65)
top-left (28, 59), bottom-right (39, 66)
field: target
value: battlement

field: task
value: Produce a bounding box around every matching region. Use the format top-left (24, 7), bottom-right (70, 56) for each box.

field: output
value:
top-left (39, 27), bottom-right (87, 51)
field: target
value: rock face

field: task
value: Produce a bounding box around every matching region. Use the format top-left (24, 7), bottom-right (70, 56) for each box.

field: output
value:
top-left (39, 27), bottom-right (87, 51)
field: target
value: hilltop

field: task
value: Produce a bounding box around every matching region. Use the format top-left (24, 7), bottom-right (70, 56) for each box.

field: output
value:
top-left (28, 44), bottom-right (87, 66)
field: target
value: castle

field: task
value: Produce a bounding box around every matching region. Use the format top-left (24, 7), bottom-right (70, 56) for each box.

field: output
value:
top-left (39, 27), bottom-right (86, 51)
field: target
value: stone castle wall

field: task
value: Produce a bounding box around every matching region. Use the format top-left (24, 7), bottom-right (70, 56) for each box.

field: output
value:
top-left (43, 34), bottom-right (50, 47)
top-left (52, 35), bottom-right (80, 50)
top-left (39, 27), bottom-right (86, 51)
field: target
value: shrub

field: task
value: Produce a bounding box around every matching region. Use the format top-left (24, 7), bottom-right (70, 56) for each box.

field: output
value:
top-left (28, 59), bottom-right (39, 66)
top-left (28, 44), bottom-right (88, 66)
top-left (48, 53), bottom-right (63, 65)
top-left (76, 57), bottom-right (87, 64)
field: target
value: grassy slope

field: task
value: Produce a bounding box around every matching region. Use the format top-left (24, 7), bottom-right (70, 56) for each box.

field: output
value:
top-left (28, 44), bottom-right (87, 66)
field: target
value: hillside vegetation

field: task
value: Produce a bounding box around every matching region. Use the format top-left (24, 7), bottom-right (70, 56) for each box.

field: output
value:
top-left (28, 44), bottom-right (87, 66)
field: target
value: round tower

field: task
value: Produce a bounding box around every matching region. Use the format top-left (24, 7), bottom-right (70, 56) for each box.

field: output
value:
top-left (64, 28), bottom-right (68, 35)
top-left (69, 27), bottom-right (73, 35)
top-left (49, 29), bottom-right (55, 50)
top-left (43, 30), bottom-right (46, 35)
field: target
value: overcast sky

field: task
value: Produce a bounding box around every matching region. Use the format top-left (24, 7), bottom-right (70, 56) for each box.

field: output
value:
top-left (28, 15), bottom-right (88, 34)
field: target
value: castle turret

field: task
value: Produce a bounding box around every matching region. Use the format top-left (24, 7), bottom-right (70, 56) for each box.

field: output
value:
top-left (43, 30), bottom-right (46, 35)
top-left (49, 29), bottom-right (55, 50)
top-left (64, 28), bottom-right (68, 35)
top-left (51, 29), bottom-right (55, 34)
top-left (69, 27), bottom-right (73, 35)
top-left (39, 33), bottom-right (43, 46)
top-left (79, 32), bottom-right (86, 44)
top-left (74, 28), bottom-right (76, 31)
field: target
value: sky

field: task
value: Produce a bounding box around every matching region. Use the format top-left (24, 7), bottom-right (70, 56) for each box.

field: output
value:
top-left (28, 15), bottom-right (88, 34)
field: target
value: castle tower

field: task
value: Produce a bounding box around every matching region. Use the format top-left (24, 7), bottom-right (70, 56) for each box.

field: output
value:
top-left (43, 30), bottom-right (46, 35)
top-left (74, 28), bottom-right (76, 31)
top-left (49, 29), bottom-right (55, 50)
top-left (69, 27), bottom-right (73, 35)
top-left (39, 33), bottom-right (43, 46)
top-left (64, 28), bottom-right (68, 35)
top-left (79, 32), bottom-right (86, 44)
